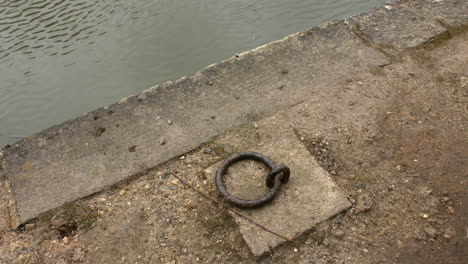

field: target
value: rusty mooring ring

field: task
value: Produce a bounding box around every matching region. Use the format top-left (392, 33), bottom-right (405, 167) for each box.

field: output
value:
top-left (215, 152), bottom-right (290, 208)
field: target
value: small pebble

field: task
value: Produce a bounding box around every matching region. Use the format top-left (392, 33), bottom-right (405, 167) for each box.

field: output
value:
top-left (332, 230), bottom-right (345, 238)
top-left (159, 137), bottom-right (166, 145)
top-left (421, 213), bottom-right (429, 219)
top-left (203, 147), bottom-right (212, 154)
top-left (119, 190), bottom-right (126, 196)
top-left (167, 119), bottom-right (173, 125)
top-left (25, 223), bottom-right (36, 231)
top-left (253, 123), bottom-right (259, 129)
top-left (144, 184), bottom-right (150, 190)
top-left (396, 164), bottom-right (407, 172)
top-left (441, 197), bottom-right (450, 202)
top-left (72, 248), bottom-right (85, 262)
top-left (293, 248), bottom-right (298, 252)
top-left (447, 206), bottom-right (455, 214)
top-left (424, 226), bottom-right (438, 238)
top-left (444, 227), bottom-right (456, 239)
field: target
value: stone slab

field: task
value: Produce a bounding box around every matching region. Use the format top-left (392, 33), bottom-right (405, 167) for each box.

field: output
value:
top-left (347, 2), bottom-right (447, 49)
top-left (412, 0), bottom-right (468, 28)
top-left (204, 127), bottom-right (350, 256)
top-left (2, 20), bottom-right (387, 224)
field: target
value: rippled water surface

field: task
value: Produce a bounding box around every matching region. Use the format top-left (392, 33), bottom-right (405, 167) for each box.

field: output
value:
top-left (0, 0), bottom-right (386, 146)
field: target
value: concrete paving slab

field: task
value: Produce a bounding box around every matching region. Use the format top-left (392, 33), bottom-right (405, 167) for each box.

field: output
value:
top-left (2, 21), bottom-right (386, 224)
top-left (204, 127), bottom-right (350, 256)
top-left (412, 0), bottom-right (468, 28)
top-left (347, 3), bottom-right (446, 49)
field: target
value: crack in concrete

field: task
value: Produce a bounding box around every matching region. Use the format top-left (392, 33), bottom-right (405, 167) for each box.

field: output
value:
top-left (413, 20), bottom-right (468, 50)
top-left (345, 22), bottom-right (399, 63)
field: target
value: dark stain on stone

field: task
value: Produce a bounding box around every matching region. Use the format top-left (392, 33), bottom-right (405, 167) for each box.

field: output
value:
top-left (39, 202), bottom-right (97, 239)
top-left (93, 116), bottom-right (99, 120)
top-left (108, 111), bottom-right (114, 115)
top-left (128, 146), bottom-right (137, 152)
top-left (94, 127), bottom-right (106, 137)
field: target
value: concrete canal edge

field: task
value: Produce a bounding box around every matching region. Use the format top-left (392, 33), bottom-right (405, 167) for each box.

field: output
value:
top-left (0, 0), bottom-right (467, 230)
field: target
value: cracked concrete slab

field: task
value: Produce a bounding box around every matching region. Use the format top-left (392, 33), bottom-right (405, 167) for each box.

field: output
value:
top-left (2, 21), bottom-right (387, 224)
top-left (347, 3), bottom-right (447, 50)
top-left (410, 0), bottom-right (468, 28)
top-left (204, 127), bottom-right (350, 256)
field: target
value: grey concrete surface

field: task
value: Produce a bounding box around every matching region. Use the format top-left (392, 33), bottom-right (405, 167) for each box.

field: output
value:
top-left (415, 0), bottom-right (468, 28)
top-left (346, 0), bottom-right (467, 52)
top-left (0, 0), bottom-right (466, 226)
top-left (204, 128), bottom-right (350, 256)
top-left (1, 21), bottom-right (388, 224)
top-left (347, 6), bottom-right (444, 50)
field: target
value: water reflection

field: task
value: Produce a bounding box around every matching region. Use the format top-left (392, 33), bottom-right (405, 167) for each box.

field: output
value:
top-left (0, 0), bottom-right (155, 61)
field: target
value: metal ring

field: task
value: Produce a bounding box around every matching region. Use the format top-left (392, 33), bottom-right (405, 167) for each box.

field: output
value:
top-left (266, 164), bottom-right (290, 188)
top-left (215, 151), bottom-right (290, 208)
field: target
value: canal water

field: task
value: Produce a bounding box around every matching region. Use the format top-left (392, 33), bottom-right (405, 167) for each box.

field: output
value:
top-left (0, 0), bottom-right (386, 147)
